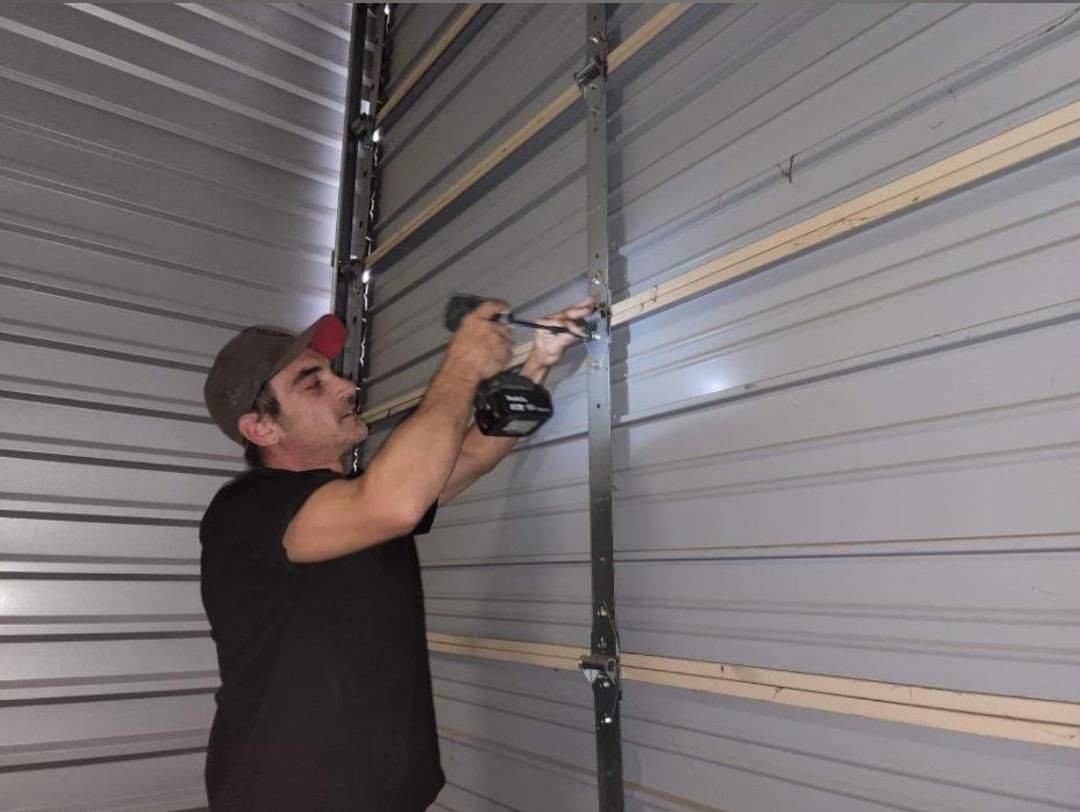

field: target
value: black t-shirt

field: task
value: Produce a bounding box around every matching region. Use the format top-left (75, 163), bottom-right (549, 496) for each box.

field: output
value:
top-left (199, 468), bottom-right (444, 811)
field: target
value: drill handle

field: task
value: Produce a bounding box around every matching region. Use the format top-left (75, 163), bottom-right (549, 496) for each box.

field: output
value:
top-left (444, 294), bottom-right (491, 332)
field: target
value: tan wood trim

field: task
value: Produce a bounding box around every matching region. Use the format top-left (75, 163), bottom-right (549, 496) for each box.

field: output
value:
top-left (364, 4), bottom-right (691, 270)
top-left (428, 632), bottom-right (1080, 749)
top-left (611, 99), bottom-right (1080, 325)
top-left (622, 651), bottom-right (1080, 726)
top-left (376, 4), bottom-right (483, 126)
top-left (605, 4), bottom-right (692, 74)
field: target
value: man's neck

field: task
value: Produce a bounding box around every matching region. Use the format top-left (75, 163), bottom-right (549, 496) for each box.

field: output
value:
top-left (262, 447), bottom-right (345, 474)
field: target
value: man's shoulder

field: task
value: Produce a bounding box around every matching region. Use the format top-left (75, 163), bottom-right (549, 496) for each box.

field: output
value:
top-left (200, 467), bottom-right (341, 541)
top-left (203, 467), bottom-right (271, 516)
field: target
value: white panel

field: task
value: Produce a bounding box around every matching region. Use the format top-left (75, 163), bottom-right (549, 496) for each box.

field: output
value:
top-left (0, 3), bottom-right (347, 806)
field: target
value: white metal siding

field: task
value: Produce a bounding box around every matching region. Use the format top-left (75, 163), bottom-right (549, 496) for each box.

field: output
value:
top-left (375, 4), bottom-right (1080, 811)
top-left (0, 4), bottom-right (346, 808)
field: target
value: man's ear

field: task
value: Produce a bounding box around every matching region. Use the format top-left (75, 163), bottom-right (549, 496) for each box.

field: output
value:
top-left (237, 411), bottom-right (280, 448)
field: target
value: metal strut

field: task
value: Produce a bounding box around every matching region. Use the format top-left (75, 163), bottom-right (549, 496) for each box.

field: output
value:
top-left (577, 5), bottom-right (623, 811)
top-left (332, 3), bottom-right (390, 475)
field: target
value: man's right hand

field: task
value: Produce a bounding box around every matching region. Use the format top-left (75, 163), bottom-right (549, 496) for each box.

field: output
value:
top-left (444, 299), bottom-right (513, 381)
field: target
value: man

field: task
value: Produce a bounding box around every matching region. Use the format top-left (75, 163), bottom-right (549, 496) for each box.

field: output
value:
top-left (199, 297), bottom-right (593, 810)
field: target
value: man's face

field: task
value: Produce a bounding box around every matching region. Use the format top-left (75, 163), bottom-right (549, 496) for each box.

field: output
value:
top-left (267, 348), bottom-right (368, 460)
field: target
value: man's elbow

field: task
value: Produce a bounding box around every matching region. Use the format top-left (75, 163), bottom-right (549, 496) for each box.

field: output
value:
top-left (387, 495), bottom-right (433, 537)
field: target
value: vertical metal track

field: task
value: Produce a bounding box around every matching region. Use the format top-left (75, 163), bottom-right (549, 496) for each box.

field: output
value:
top-left (332, 3), bottom-right (389, 474)
top-left (577, 5), bottom-right (624, 810)
top-left (332, 4), bottom-right (368, 343)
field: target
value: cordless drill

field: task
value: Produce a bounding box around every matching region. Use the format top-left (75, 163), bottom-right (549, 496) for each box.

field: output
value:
top-left (444, 294), bottom-right (588, 437)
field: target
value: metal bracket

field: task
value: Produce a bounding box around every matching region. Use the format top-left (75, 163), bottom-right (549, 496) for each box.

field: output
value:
top-left (337, 258), bottom-right (366, 289)
top-left (578, 307), bottom-right (605, 342)
top-left (349, 113), bottom-right (375, 149)
top-left (574, 54), bottom-right (607, 88)
top-left (579, 652), bottom-right (621, 727)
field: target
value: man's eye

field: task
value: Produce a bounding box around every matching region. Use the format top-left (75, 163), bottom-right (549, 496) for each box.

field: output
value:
top-left (308, 380), bottom-right (321, 390)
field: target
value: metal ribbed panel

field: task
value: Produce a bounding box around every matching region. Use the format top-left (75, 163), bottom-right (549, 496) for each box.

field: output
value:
top-left (366, 3), bottom-right (588, 404)
top-left (621, 680), bottom-right (1079, 812)
top-left (371, 5), bottom-right (599, 808)
top-left (0, 4), bottom-right (346, 808)
top-left (375, 3), bottom-right (1080, 810)
top-left (385, 2), bottom-right (461, 91)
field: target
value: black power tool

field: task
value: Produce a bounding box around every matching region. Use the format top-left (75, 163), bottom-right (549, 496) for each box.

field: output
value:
top-left (444, 294), bottom-right (587, 437)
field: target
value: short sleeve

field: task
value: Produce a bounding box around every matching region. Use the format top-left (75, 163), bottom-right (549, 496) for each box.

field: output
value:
top-left (201, 469), bottom-right (342, 569)
top-left (412, 501), bottom-right (438, 536)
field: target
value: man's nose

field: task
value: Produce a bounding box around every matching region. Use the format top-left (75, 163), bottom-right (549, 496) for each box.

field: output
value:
top-left (334, 375), bottom-right (357, 403)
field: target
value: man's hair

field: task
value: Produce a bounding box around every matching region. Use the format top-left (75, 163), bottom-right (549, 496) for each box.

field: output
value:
top-left (242, 381), bottom-right (281, 468)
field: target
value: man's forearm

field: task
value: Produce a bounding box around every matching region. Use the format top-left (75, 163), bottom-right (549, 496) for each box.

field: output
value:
top-left (361, 361), bottom-right (479, 521)
top-left (439, 356), bottom-right (552, 503)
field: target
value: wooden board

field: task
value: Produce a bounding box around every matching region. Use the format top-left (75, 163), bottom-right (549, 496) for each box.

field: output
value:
top-left (428, 632), bottom-right (1080, 749)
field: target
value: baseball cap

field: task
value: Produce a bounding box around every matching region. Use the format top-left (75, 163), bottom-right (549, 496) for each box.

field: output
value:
top-left (204, 314), bottom-right (347, 445)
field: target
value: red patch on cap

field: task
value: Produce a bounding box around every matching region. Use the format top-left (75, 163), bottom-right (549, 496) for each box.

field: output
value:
top-left (310, 315), bottom-right (346, 359)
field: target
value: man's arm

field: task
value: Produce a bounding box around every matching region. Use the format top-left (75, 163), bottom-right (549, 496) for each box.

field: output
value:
top-left (437, 357), bottom-right (549, 505)
top-left (439, 298), bottom-right (595, 505)
top-left (283, 302), bottom-right (511, 562)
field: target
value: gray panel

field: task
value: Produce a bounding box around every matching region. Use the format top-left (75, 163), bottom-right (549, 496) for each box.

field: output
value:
top-left (386, 2), bottom-right (461, 91)
top-left (610, 149), bottom-right (1080, 703)
top-left (3, 754), bottom-right (209, 811)
top-left (374, 6), bottom-right (598, 808)
top-left (610, 3), bottom-right (1080, 297)
top-left (430, 654), bottom-right (600, 811)
top-left (622, 681), bottom-right (1080, 812)
top-left (96, 3), bottom-right (348, 99)
top-left (366, 128), bottom-right (586, 397)
top-left (373, 3), bottom-right (1080, 809)
top-left (0, 4), bottom-right (345, 806)
top-left (378, 4), bottom-right (584, 231)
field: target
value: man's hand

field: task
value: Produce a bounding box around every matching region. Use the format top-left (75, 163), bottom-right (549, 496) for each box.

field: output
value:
top-left (523, 298), bottom-right (596, 373)
top-left (443, 299), bottom-right (513, 382)
top-left (437, 297), bottom-right (596, 506)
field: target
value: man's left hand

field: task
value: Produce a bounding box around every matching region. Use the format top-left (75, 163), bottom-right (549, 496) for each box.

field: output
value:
top-left (524, 298), bottom-right (596, 371)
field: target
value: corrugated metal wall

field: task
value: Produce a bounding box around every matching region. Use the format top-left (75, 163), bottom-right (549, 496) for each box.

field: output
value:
top-left (366, 6), bottom-right (594, 806)
top-left (0, 4), bottom-right (346, 808)
top-left (371, 4), bottom-right (1080, 811)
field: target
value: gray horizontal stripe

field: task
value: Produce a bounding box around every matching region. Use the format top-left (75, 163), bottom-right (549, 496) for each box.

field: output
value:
top-left (0, 447), bottom-right (236, 477)
top-left (0, 331), bottom-right (209, 373)
top-left (0, 389), bottom-right (212, 424)
top-left (0, 509), bottom-right (199, 527)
